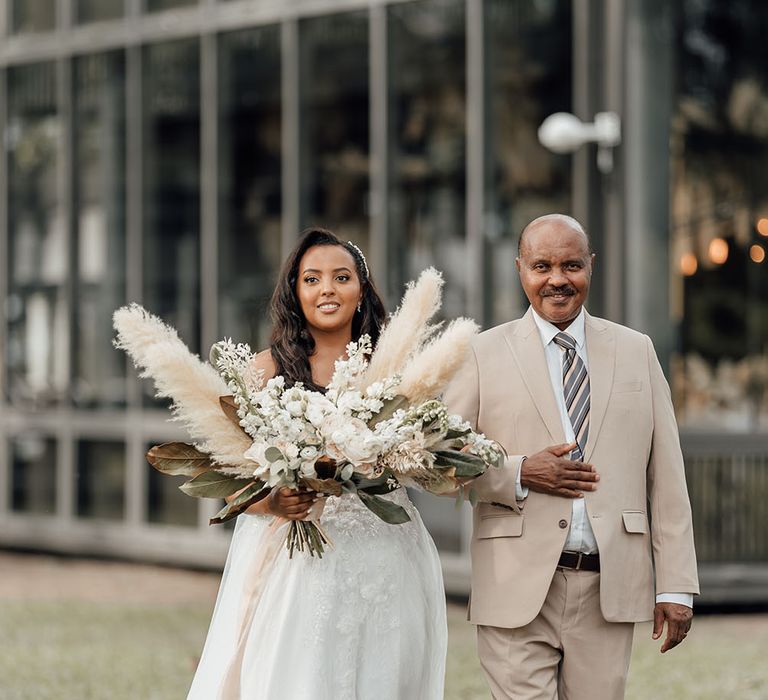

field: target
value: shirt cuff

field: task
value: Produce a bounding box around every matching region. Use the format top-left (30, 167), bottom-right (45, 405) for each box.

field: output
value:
top-left (515, 456), bottom-right (529, 501)
top-left (656, 593), bottom-right (693, 608)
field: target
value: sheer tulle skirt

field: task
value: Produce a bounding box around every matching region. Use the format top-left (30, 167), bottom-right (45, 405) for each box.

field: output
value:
top-left (187, 490), bottom-right (447, 699)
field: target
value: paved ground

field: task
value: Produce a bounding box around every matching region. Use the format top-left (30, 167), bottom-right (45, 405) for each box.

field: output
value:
top-left (2, 550), bottom-right (767, 699)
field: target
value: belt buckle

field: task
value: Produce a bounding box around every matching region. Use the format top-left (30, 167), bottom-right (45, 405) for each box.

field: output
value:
top-left (575, 552), bottom-right (583, 570)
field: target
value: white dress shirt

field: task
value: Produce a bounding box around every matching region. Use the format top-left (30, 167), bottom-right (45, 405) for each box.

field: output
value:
top-left (516, 308), bottom-right (692, 608)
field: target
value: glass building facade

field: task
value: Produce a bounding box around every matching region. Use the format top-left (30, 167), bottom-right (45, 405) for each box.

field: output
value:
top-left (1, 0), bottom-right (766, 598)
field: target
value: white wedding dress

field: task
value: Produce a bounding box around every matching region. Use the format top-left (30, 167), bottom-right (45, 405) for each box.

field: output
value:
top-left (187, 488), bottom-right (447, 699)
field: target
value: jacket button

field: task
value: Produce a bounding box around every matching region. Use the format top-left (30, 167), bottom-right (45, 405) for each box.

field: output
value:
top-left (558, 519), bottom-right (568, 529)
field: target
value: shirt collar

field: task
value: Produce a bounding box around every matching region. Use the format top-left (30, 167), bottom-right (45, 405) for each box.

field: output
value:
top-left (531, 307), bottom-right (586, 350)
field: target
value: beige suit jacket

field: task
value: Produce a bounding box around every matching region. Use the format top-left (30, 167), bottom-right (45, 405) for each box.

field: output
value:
top-left (443, 309), bottom-right (699, 629)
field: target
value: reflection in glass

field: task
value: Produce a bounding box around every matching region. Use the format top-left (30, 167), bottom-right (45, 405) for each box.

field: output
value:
top-left (73, 52), bottom-right (127, 407)
top-left (6, 62), bottom-right (67, 406)
top-left (485, 0), bottom-right (573, 326)
top-left (146, 0), bottom-right (197, 11)
top-left (76, 440), bottom-right (125, 520)
top-left (12, 0), bottom-right (55, 33)
top-left (11, 434), bottom-right (56, 514)
top-left (387, 0), bottom-right (466, 318)
top-left (143, 40), bottom-right (200, 402)
top-left (218, 27), bottom-right (282, 349)
top-left (300, 12), bottom-right (369, 247)
top-left (670, 0), bottom-right (768, 431)
top-left (146, 444), bottom-right (197, 526)
top-left (76, 0), bottom-right (124, 23)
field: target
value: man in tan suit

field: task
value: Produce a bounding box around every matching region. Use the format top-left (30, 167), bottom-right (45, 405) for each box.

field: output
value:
top-left (444, 214), bottom-right (699, 699)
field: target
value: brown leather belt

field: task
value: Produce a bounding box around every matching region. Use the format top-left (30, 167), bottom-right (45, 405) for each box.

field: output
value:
top-left (558, 551), bottom-right (600, 572)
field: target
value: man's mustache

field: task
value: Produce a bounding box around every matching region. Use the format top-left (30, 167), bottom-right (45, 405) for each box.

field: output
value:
top-left (540, 286), bottom-right (576, 297)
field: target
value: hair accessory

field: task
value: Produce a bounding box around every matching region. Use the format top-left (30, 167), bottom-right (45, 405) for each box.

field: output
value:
top-left (346, 241), bottom-right (370, 280)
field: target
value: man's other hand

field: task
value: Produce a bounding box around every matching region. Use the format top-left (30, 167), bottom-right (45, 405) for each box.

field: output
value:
top-left (653, 602), bottom-right (693, 653)
top-left (520, 443), bottom-right (599, 498)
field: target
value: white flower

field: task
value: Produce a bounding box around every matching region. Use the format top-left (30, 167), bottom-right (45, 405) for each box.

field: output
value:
top-left (285, 400), bottom-right (304, 417)
top-left (300, 445), bottom-right (318, 460)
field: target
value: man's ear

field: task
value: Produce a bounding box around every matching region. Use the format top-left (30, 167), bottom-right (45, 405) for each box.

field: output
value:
top-left (515, 257), bottom-right (521, 272)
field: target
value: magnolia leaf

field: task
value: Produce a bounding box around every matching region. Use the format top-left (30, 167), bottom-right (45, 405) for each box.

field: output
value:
top-left (358, 491), bottom-right (411, 525)
top-left (368, 394), bottom-right (409, 428)
top-left (445, 428), bottom-right (470, 440)
top-left (265, 446), bottom-right (283, 463)
top-left (353, 471), bottom-right (397, 496)
top-left (301, 477), bottom-right (343, 497)
top-left (433, 449), bottom-right (487, 477)
top-left (179, 470), bottom-right (254, 499)
top-left (209, 481), bottom-right (268, 524)
top-left (219, 395), bottom-right (249, 436)
top-left (146, 442), bottom-right (213, 476)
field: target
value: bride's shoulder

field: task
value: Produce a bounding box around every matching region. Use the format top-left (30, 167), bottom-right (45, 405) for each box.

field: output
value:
top-left (249, 348), bottom-right (277, 381)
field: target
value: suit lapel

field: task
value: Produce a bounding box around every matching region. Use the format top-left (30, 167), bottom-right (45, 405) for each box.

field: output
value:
top-left (584, 311), bottom-right (615, 461)
top-left (503, 310), bottom-right (564, 444)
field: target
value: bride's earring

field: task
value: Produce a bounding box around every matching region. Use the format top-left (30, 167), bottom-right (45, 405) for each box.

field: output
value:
top-left (357, 300), bottom-right (362, 313)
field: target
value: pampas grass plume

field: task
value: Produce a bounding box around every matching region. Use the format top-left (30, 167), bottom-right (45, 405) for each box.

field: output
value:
top-left (396, 317), bottom-right (478, 404)
top-left (361, 267), bottom-right (443, 386)
top-left (113, 304), bottom-right (252, 468)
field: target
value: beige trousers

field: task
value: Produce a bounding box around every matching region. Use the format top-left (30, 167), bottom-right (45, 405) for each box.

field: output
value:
top-left (477, 569), bottom-right (635, 700)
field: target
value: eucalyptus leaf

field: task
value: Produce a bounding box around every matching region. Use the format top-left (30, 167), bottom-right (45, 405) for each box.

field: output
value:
top-left (368, 394), bottom-right (409, 428)
top-left (265, 446), bottom-right (283, 463)
top-left (358, 491), bottom-right (411, 525)
top-left (146, 442), bottom-right (213, 476)
top-left (179, 471), bottom-right (254, 499)
top-left (209, 481), bottom-right (269, 524)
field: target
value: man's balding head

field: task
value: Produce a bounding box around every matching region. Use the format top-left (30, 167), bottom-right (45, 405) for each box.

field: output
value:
top-left (518, 214), bottom-right (591, 256)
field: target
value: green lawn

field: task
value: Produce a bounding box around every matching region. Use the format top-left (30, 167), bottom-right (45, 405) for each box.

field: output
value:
top-left (2, 598), bottom-right (767, 699)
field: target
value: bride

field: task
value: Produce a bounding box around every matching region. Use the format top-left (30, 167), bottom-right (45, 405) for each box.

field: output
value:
top-left (187, 229), bottom-right (447, 699)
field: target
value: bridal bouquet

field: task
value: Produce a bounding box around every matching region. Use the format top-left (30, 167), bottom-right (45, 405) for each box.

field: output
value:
top-left (114, 268), bottom-right (504, 557)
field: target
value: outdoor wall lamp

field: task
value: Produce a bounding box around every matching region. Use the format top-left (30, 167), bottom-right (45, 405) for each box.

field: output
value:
top-left (537, 111), bottom-right (621, 174)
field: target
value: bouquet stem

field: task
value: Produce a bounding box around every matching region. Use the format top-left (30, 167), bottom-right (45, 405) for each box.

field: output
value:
top-left (285, 520), bottom-right (332, 558)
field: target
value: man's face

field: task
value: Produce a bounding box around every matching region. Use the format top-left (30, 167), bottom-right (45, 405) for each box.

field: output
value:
top-left (515, 220), bottom-right (595, 330)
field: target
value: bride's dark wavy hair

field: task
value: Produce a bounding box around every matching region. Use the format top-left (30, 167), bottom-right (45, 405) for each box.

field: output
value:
top-left (269, 228), bottom-right (387, 391)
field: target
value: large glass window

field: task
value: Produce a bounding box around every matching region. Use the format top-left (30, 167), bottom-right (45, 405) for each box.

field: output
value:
top-left (218, 27), bottom-right (282, 349)
top-left (11, 0), bottom-right (55, 33)
top-left (387, 0), bottom-right (466, 316)
top-left (142, 39), bottom-right (201, 397)
top-left (485, 0), bottom-right (573, 326)
top-left (146, 0), bottom-right (197, 12)
top-left (73, 52), bottom-right (127, 407)
top-left (6, 62), bottom-right (67, 406)
top-left (75, 0), bottom-right (124, 24)
top-left (299, 12), bottom-right (370, 247)
top-left (11, 433), bottom-right (57, 514)
top-left (76, 439), bottom-right (125, 520)
top-left (670, 0), bottom-right (768, 432)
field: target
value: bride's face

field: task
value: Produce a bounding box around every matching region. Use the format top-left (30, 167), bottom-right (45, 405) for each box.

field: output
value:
top-left (296, 244), bottom-right (362, 337)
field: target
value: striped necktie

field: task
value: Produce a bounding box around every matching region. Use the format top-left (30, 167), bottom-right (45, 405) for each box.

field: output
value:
top-left (553, 332), bottom-right (590, 461)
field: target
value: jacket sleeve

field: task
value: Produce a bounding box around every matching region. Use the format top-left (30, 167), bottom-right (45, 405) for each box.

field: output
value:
top-left (645, 335), bottom-right (700, 595)
top-left (442, 344), bottom-right (524, 512)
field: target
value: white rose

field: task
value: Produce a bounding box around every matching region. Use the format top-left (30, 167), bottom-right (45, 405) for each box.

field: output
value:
top-left (285, 400), bottom-right (304, 417)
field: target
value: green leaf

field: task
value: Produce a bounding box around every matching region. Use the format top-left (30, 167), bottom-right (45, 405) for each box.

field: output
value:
top-left (209, 481), bottom-right (269, 524)
top-left (265, 446), bottom-right (283, 463)
top-left (358, 491), bottom-right (411, 525)
top-left (368, 394), bottom-right (409, 427)
top-left (352, 471), bottom-right (398, 496)
top-left (179, 471), bottom-right (254, 499)
top-left (146, 442), bottom-right (213, 476)
top-left (433, 449), bottom-right (487, 477)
